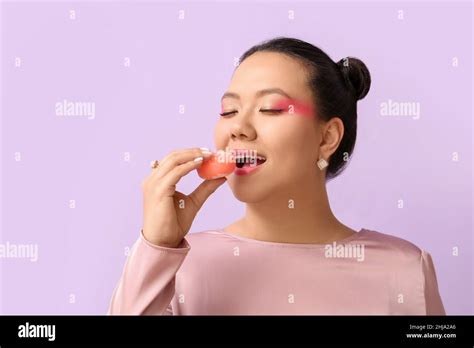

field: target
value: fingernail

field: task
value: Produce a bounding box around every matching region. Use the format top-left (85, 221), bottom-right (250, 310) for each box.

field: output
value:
top-left (194, 156), bottom-right (204, 162)
top-left (200, 147), bottom-right (210, 151)
top-left (201, 150), bottom-right (212, 155)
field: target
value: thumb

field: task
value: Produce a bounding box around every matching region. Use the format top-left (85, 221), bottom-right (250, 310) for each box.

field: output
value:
top-left (188, 177), bottom-right (227, 211)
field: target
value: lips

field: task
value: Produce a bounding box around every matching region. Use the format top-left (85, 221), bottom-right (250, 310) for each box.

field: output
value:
top-left (230, 148), bottom-right (267, 160)
top-left (230, 148), bottom-right (267, 169)
top-left (226, 148), bottom-right (267, 176)
top-left (235, 155), bottom-right (267, 168)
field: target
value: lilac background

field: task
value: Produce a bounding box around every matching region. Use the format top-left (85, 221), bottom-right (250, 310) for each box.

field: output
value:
top-left (0, 0), bottom-right (472, 314)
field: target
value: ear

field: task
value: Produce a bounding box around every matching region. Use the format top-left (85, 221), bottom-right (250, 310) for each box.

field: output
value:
top-left (318, 117), bottom-right (344, 160)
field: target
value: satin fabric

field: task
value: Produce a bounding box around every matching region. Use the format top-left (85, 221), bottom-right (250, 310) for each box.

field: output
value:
top-left (108, 228), bottom-right (445, 315)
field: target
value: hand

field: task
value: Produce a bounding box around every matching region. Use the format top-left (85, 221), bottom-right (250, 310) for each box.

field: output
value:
top-left (141, 148), bottom-right (227, 248)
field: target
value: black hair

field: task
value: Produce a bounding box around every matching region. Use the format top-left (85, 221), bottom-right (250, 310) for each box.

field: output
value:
top-left (237, 37), bottom-right (371, 181)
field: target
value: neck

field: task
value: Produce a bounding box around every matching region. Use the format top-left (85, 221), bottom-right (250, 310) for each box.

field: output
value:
top-left (239, 177), bottom-right (349, 244)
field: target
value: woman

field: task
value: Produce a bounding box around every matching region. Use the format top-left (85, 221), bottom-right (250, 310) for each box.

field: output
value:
top-left (108, 37), bottom-right (445, 315)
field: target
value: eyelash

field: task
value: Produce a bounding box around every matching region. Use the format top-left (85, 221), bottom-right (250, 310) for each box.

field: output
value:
top-left (219, 109), bottom-right (284, 117)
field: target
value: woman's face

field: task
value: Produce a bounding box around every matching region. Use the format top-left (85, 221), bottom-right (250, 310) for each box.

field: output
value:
top-left (214, 51), bottom-right (325, 203)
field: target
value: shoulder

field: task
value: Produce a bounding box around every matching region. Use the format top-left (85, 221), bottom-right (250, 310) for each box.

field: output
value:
top-left (359, 228), bottom-right (445, 314)
top-left (358, 228), bottom-right (425, 266)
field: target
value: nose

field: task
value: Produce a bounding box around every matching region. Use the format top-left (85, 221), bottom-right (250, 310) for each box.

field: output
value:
top-left (229, 108), bottom-right (257, 141)
top-left (230, 121), bottom-right (257, 141)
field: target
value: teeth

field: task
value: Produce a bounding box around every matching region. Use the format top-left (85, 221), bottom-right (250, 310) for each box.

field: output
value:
top-left (234, 155), bottom-right (266, 161)
top-left (235, 155), bottom-right (266, 160)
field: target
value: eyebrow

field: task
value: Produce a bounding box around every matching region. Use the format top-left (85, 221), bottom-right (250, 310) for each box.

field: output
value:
top-left (221, 88), bottom-right (293, 102)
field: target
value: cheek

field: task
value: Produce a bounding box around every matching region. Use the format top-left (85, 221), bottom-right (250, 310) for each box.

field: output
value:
top-left (265, 117), bottom-right (315, 155)
top-left (213, 120), bottom-right (228, 150)
top-left (264, 119), bottom-right (317, 178)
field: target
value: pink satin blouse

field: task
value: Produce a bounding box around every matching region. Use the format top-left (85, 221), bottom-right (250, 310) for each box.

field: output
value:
top-left (108, 228), bottom-right (445, 315)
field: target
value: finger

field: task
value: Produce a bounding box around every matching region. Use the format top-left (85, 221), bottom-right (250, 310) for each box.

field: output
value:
top-left (157, 155), bottom-right (208, 189)
top-left (151, 148), bottom-right (195, 177)
top-left (187, 177), bottom-right (227, 211)
top-left (143, 148), bottom-right (203, 189)
top-left (153, 148), bottom-right (213, 179)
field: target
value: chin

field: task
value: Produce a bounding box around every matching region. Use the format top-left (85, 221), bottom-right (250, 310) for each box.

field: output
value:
top-left (227, 178), bottom-right (273, 203)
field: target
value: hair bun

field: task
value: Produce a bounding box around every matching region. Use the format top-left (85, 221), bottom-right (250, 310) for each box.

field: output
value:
top-left (337, 57), bottom-right (371, 101)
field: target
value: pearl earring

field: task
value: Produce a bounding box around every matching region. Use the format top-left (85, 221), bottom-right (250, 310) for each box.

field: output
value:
top-left (317, 158), bottom-right (328, 170)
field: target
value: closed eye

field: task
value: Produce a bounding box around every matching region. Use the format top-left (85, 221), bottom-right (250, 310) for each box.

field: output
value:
top-left (219, 110), bottom-right (237, 117)
top-left (260, 109), bottom-right (284, 114)
top-left (219, 109), bottom-right (285, 117)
